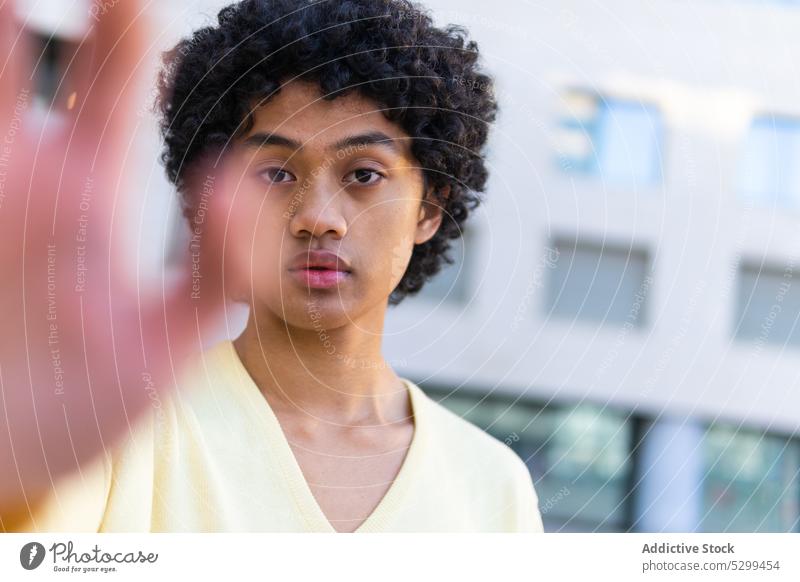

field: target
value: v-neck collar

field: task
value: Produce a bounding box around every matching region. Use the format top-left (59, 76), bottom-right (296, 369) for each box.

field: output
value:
top-left (218, 340), bottom-right (426, 533)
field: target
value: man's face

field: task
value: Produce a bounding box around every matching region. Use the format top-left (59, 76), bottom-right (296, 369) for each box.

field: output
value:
top-left (222, 80), bottom-right (442, 330)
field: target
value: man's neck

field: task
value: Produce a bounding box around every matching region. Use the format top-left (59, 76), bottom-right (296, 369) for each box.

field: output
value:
top-left (232, 302), bottom-right (411, 428)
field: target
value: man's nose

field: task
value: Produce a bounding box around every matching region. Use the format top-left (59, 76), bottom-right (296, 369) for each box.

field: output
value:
top-left (287, 177), bottom-right (348, 240)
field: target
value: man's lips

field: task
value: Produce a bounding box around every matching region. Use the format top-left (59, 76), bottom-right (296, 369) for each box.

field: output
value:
top-left (288, 249), bottom-right (352, 271)
top-left (290, 268), bottom-right (349, 288)
top-left (288, 250), bottom-right (352, 289)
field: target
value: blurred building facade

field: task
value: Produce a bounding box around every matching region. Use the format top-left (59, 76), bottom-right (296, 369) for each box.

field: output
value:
top-left (385, 0), bottom-right (800, 532)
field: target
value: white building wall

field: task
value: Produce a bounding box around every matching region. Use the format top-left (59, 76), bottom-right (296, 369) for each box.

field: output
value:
top-left (385, 0), bottom-right (800, 435)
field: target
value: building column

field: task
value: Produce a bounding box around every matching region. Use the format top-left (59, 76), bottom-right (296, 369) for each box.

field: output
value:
top-left (631, 417), bottom-right (705, 532)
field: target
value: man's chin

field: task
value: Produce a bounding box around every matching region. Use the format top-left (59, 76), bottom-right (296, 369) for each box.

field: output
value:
top-left (254, 295), bottom-right (356, 331)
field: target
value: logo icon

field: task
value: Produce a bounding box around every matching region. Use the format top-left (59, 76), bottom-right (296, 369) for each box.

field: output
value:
top-left (20, 542), bottom-right (46, 570)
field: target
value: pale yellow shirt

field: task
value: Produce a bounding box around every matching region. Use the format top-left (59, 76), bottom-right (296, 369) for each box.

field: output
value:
top-left (12, 340), bottom-right (544, 532)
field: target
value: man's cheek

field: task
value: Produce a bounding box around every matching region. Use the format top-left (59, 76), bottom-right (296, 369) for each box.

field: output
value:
top-left (358, 234), bottom-right (413, 298)
top-left (388, 233), bottom-right (414, 285)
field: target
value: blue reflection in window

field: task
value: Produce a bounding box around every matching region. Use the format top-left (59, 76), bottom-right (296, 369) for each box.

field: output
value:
top-left (557, 92), bottom-right (664, 188)
top-left (739, 116), bottom-right (800, 209)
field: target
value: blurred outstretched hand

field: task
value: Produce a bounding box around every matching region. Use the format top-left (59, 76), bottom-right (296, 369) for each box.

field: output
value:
top-left (0, 1), bottom-right (236, 514)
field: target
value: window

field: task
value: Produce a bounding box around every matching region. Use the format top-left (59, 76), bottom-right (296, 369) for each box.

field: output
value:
top-left (429, 385), bottom-right (800, 533)
top-left (738, 115), bottom-right (800, 209)
top-left (431, 389), bottom-right (633, 532)
top-left (701, 424), bottom-right (800, 532)
top-left (542, 404), bottom-right (633, 530)
top-left (555, 90), bottom-right (664, 188)
top-left (554, 90), bottom-right (599, 174)
top-left (545, 238), bottom-right (651, 327)
top-left (734, 261), bottom-right (800, 347)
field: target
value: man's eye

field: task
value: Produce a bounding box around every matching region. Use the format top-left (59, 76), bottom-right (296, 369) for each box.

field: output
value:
top-left (344, 168), bottom-right (385, 186)
top-left (258, 167), bottom-right (295, 184)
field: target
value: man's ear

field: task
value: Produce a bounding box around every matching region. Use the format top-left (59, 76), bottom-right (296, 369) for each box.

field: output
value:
top-left (415, 184), bottom-right (449, 245)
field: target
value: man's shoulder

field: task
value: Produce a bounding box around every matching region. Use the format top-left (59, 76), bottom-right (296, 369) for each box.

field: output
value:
top-left (405, 379), bottom-right (544, 531)
top-left (406, 380), bottom-right (531, 481)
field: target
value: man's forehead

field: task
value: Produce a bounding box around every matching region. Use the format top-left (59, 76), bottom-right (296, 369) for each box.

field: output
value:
top-left (249, 81), bottom-right (386, 125)
top-left (244, 82), bottom-right (412, 155)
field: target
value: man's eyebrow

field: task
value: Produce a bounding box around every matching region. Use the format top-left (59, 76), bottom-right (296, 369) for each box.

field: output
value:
top-left (241, 130), bottom-right (403, 155)
top-left (331, 131), bottom-right (402, 155)
top-left (242, 132), bottom-right (302, 150)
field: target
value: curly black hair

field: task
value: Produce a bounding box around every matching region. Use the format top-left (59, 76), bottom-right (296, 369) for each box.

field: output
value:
top-left (156, 0), bottom-right (498, 304)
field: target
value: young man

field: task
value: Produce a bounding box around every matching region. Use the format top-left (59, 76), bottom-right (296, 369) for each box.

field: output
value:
top-left (2, 0), bottom-right (543, 532)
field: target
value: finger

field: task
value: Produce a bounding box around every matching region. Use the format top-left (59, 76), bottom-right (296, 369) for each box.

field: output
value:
top-left (73, 0), bottom-right (149, 150)
top-left (140, 154), bottom-right (238, 371)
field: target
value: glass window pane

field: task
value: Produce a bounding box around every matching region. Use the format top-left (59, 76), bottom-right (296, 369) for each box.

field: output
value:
top-left (734, 262), bottom-right (800, 347)
top-left (701, 424), bottom-right (800, 532)
top-left (545, 239), bottom-right (651, 326)
top-left (555, 92), bottom-right (664, 188)
top-left (554, 89), bottom-right (600, 174)
top-left (431, 390), bottom-right (633, 531)
top-left (595, 99), bottom-right (664, 187)
top-left (739, 116), bottom-right (800, 208)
